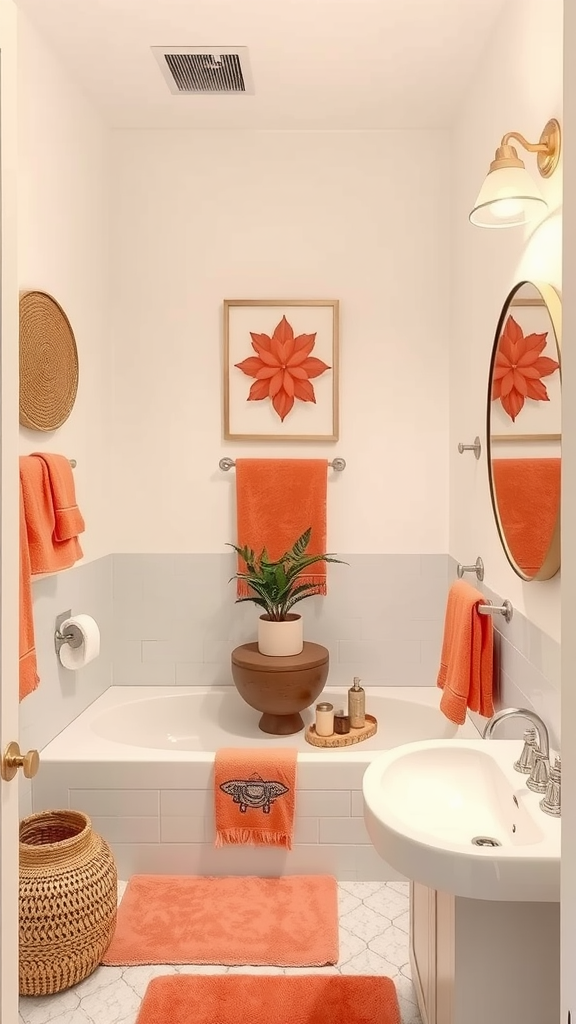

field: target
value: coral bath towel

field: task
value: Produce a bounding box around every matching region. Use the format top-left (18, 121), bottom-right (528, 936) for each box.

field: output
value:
top-left (19, 455), bottom-right (84, 574)
top-left (437, 579), bottom-right (494, 725)
top-left (102, 874), bottom-right (339, 967)
top-left (492, 457), bottom-right (560, 577)
top-left (215, 747), bottom-right (297, 848)
top-left (235, 458), bottom-right (328, 597)
top-left (136, 974), bottom-right (400, 1024)
top-left (30, 451), bottom-right (85, 542)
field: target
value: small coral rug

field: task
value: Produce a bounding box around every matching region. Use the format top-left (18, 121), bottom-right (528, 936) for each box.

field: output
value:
top-left (136, 974), bottom-right (400, 1024)
top-left (102, 874), bottom-right (338, 967)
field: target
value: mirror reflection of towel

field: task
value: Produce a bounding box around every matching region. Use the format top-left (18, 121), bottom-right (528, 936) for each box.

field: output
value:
top-left (492, 458), bottom-right (560, 576)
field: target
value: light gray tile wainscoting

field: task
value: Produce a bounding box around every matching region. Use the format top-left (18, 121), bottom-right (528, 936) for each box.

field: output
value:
top-left (448, 557), bottom-right (561, 749)
top-left (19, 556), bottom-right (114, 817)
top-left (111, 553), bottom-right (449, 688)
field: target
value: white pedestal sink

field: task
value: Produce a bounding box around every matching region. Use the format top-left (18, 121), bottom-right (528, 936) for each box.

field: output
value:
top-left (363, 738), bottom-right (560, 902)
top-left (363, 739), bottom-right (560, 1024)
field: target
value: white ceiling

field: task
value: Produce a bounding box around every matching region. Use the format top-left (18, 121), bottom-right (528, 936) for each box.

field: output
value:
top-left (16, 0), bottom-right (511, 129)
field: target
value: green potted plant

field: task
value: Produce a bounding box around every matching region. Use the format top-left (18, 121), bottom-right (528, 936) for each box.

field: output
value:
top-left (228, 527), bottom-right (346, 656)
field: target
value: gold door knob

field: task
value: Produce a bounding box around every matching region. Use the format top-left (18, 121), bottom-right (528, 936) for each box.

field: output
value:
top-left (1, 741), bottom-right (40, 782)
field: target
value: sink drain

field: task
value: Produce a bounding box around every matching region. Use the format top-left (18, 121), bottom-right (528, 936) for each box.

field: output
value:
top-left (471, 836), bottom-right (502, 847)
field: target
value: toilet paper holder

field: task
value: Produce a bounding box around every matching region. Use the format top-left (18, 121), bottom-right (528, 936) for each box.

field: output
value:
top-left (54, 623), bottom-right (84, 655)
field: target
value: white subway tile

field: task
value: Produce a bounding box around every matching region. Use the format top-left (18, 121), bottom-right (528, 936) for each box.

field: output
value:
top-left (354, 846), bottom-right (406, 882)
top-left (319, 817), bottom-right (371, 845)
top-left (161, 816), bottom-right (211, 843)
top-left (295, 818), bottom-right (319, 844)
top-left (297, 791), bottom-right (350, 817)
top-left (142, 639), bottom-right (204, 663)
top-left (113, 659), bottom-right (177, 686)
top-left (90, 815), bottom-right (160, 844)
top-left (297, 761), bottom-right (366, 791)
top-left (350, 791), bottom-right (364, 817)
top-left (70, 789), bottom-right (159, 817)
top-left (161, 790), bottom-right (212, 816)
top-left (337, 640), bottom-right (421, 667)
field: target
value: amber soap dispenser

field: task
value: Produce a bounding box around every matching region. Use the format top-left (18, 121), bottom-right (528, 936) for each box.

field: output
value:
top-left (348, 676), bottom-right (365, 729)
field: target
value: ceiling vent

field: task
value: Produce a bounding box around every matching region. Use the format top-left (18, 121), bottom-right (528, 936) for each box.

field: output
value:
top-left (152, 47), bottom-right (253, 95)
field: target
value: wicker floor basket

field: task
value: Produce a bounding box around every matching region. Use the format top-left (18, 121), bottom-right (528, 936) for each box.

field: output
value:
top-left (19, 809), bottom-right (117, 996)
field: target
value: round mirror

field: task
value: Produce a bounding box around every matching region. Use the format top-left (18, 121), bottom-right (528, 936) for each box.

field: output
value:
top-left (487, 281), bottom-right (561, 581)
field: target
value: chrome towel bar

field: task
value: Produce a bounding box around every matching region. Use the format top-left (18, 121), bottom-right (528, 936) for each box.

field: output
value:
top-left (219, 457), bottom-right (346, 472)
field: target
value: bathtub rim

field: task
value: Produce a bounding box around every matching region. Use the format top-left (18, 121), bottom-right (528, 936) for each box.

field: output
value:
top-left (37, 685), bottom-right (480, 764)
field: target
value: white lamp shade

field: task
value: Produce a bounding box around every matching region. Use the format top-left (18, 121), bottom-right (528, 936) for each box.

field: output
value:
top-left (470, 165), bottom-right (548, 227)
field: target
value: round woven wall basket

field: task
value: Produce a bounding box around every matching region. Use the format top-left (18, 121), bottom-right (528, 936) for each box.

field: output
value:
top-left (19, 290), bottom-right (79, 431)
top-left (19, 810), bottom-right (117, 996)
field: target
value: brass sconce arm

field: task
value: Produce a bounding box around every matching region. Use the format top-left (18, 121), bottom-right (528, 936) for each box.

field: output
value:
top-left (500, 131), bottom-right (549, 154)
top-left (496, 119), bottom-right (561, 179)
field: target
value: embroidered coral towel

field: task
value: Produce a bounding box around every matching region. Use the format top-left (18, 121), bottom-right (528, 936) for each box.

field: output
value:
top-left (31, 452), bottom-right (85, 542)
top-left (437, 580), bottom-right (494, 726)
top-left (215, 747), bottom-right (297, 849)
top-left (235, 459), bottom-right (328, 598)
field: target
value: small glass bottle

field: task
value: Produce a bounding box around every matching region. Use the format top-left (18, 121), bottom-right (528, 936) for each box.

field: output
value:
top-left (334, 710), bottom-right (351, 735)
top-left (315, 702), bottom-right (334, 737)
top-left (348, 676), bottom-right (366, 729)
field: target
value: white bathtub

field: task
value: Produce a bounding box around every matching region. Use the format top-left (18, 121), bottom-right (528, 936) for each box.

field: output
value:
top-left (34, 686), bottom-right (479, 881)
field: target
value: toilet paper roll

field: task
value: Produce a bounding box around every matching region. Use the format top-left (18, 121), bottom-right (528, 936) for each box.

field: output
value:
top-left (58, 614), bottom-right (100, 670)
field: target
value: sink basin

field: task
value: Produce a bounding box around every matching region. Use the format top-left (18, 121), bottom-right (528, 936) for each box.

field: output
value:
top-left (362, 739), bottom-right (560, 901)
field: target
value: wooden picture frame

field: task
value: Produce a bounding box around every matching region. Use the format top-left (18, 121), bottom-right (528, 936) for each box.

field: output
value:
top-left (224, 299), bottom-right (339, 441)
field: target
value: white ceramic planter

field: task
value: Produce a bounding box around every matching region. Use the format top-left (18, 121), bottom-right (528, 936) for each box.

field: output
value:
top-left (257, 614), bottom-right (304, 657)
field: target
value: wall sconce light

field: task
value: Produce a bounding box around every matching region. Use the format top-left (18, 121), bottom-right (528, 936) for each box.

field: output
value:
top-left (469, 118), bottom-right (561, 228)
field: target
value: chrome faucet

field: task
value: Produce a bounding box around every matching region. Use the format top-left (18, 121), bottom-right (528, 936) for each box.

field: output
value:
top-left (482, 707), bottom-right (550, 759)
top-left (483, 707), bottom-right (552, 802)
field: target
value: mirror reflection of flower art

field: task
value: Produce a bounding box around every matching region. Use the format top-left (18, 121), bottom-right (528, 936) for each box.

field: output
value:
top-left (492, 314), bottom-right (560, 422)
top-left (235, 315), bottom-right (331, 422)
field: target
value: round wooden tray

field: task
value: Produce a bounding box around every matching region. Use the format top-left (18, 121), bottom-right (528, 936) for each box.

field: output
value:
top-left (305, 714), bottom-right (377, 748)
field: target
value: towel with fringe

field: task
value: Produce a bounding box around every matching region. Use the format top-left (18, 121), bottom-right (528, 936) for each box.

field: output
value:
top-left (214, 747), bottom-right (297, 849)
top-left (235, 459), bottom-right (328, 598)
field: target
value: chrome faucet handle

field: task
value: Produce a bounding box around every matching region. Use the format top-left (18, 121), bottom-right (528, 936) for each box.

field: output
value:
top-left (540, 756), bottom-right (561, 817)
top-left (526, 748), bottom-right (550, 794)
top-left (514, 727), bottom-right (538, 774)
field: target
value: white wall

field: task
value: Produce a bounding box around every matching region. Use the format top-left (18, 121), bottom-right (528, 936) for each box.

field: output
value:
top-left (110, 129), bottom-right (451, 554)
top-left (18, 13), bottom-right (112, 562)
top-left (450, 0), bottom-right (563, 642)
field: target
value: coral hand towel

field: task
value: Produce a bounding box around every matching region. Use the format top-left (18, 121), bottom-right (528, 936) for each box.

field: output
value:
top-left (31, 452), bottom-right (85, 542)
top-left (235, 459), bottom-right (328, 597)
top-left (437, 580), bottom-right (494, 725)
top-left (19, 486), bottom-right (39, 701)
top-left (19, 455), bottom-right (83, 574)
top-left (215, 747), bottom-right (297, 848)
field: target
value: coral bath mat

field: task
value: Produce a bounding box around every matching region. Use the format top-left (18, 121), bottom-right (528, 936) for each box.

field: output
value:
top-left (103, 874), bottom-right (338, 967)
top-left (136, 974), bottom-right (400, 1024)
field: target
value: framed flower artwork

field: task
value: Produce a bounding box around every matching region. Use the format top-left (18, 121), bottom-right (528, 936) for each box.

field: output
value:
top-left (223, 299), bottom-right (339, 441)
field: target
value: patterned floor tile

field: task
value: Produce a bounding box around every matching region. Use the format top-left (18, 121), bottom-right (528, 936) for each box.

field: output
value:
top-left (19, 882), bottom-right (421, 1024)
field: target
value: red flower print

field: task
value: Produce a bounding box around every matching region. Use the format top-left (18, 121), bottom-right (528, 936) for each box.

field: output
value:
top-left (234, 315), bottom-right (331, 422)
top-left (492, 314), bottom-right (559, 422)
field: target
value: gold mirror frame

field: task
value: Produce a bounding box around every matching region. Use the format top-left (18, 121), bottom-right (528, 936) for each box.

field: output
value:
top-left (486, 280), bottom-right (562, 581)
